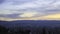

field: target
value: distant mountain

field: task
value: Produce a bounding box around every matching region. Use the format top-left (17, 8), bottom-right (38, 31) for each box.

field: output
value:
top-left (0, 20), bottom-right (60, 30)
top-left (0, 20), bottom-right (60, 28)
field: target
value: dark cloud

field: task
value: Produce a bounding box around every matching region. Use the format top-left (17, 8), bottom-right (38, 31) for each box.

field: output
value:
top-left (0, 14), bottom-right (20, 18)
top-left (0, 0), bottom-right (4, 4)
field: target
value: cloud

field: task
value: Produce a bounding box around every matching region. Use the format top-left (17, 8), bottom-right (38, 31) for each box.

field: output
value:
top-left (0, 0), bottom-right (58, 9)
top-left (19, 12), bottom-right (38, 17)
top-left (0, 14), bottom-right (20, 18)
top-left (0, 0), bottom-right (4, 4)
top-left (0, 13), bottom-right (60, 21)
top-left (0, 10), bottom-right (21, 14)
top-left (44, 14), bottom-right (60, 19)
top-left (0, 10), bottom-right (22, 18)
top-left (38, 13), bottom-right (60, 20)
top-left (1, 0), bottom-right (60, 11)
top-left (0, 0), bottom-right (60, 18)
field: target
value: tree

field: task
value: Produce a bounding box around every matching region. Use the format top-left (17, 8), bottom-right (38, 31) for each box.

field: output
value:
top-left (0, 25), bottom-right (8, 34)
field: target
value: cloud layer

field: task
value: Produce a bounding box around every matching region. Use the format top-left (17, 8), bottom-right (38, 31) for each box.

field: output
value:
top-left (0, 0), bottom-right (60, 19)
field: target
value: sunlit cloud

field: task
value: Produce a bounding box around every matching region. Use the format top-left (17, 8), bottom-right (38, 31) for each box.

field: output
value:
top-left (19, 12), bottom-right (38, 17)
top-left (42, 13), bottom-right (60, 19)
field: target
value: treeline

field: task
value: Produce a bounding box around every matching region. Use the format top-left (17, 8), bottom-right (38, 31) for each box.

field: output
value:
top-left (0, 25), bottom-right (30, 34)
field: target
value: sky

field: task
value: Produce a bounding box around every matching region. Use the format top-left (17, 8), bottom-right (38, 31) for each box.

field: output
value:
top-left (0, 0), bottom-right (60, 20)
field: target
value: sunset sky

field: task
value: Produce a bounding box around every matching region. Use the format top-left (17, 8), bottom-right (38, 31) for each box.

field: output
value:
top-left (0, 0), bottom-right (60, 21)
